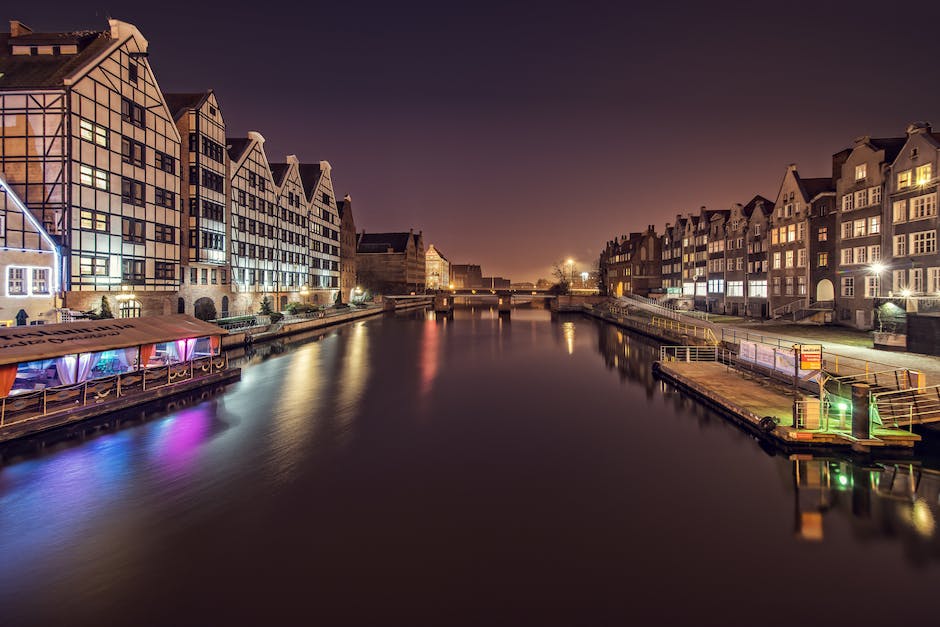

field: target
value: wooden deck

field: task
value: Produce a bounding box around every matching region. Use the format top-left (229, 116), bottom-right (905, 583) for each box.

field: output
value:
top-left (656, 361), bottom-right (920, 452)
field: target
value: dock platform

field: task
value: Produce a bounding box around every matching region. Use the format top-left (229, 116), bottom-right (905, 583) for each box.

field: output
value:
top-left (655, 360), bottom-right (920, 452)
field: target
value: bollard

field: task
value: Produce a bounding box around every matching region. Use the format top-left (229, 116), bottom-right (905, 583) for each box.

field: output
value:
top-left (851, 383), bottom-right (870, 440)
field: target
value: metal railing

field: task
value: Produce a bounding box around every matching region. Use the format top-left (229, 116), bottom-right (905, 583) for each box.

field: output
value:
top-left (651, 316), bottom-right (719, 345)
top-left (828, 369), bottom-right (922, 396)
top-left (659, 345), bottom-right (731, 362)
top-left (872, 384), bottom-right (940, 427)
top-left (771, 298), bottom-right (809, 319)
top-left (0, 354), bottom-right (229, 429)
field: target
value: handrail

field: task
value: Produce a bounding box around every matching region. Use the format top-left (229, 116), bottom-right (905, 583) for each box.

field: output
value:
top-left (0, 355), bottom-right (228, 429)
top-left (651, 316), bottom-right (718, 345)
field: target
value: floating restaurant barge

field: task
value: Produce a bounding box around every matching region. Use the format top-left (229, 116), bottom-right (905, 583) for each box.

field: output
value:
top-left (0, 315), bottom-right (239, 443)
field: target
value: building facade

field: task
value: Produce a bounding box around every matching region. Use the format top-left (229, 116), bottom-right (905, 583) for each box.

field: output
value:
top-left (0, 176), bottom-right (59, 324)
top-left (337, 194), bottom-right (357, 301)
top-left (425, 244), bottom-right (449, 290)
top-left (356, 230), bottom-right (426, 293)
top-left (450, 264), bottom-right (483, 289)
top-left (166, 91), bottom-right (232, 319)
top-left (0, 19), bottom-right (183, 318)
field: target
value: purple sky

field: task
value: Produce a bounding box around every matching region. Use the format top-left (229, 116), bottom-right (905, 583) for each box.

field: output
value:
top-left (11, 1), bottom-right (940, 281)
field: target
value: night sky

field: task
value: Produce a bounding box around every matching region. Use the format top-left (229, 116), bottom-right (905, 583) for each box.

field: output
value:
top-left (10, 1), bottom-right (940, 281)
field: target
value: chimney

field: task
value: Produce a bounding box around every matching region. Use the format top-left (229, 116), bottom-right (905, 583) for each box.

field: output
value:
top-left (907, 121), bottom-right (931, 135)
top-left (10, 20), bottom-right (33, 37)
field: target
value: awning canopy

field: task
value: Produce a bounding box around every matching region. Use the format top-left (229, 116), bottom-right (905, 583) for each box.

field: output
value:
top-left (0, 315), bottom-right (224, 366)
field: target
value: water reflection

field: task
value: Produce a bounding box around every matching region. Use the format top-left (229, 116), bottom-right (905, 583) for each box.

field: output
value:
top-left (589, 313), bottom-right (940, 560)
top-left (791, 457), bottom-right (940, 561)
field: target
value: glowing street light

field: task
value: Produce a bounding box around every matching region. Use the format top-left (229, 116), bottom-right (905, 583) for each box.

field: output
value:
top-left (870, 262), bottom-right (885, 275)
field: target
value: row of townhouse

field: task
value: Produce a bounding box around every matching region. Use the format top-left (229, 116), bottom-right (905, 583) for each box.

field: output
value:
top-left (601, 122), bottom-right (940, 329)
top-left (0, 18), bottom-right (351, 324)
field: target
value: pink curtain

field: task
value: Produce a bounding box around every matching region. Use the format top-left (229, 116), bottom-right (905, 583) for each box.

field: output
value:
top-left (173, 338), bottom-right (197, 362)
top-left (0, 363), bottom-right (18, 397)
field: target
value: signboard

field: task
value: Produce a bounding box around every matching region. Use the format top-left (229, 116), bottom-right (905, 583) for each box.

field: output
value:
top-left (798, 344), bottom-right (822, 371)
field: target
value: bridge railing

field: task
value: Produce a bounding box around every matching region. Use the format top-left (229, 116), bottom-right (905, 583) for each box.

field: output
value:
top-left (659, 345), bottom-right (732, 362)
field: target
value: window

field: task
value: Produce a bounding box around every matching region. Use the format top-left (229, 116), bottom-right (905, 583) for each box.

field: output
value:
top-left (155, 188), bottom-right (176, 209)
top-left (893, 200), bottom-right (907, 223)
top-left (855, 163), bottom-right (867, 181)
top-left (727, 281), bottom-right (743, 297)
top-left (26, 268), bottom-right (49, 295)
top-left (80, 257), bottom-right (108, 276)
top-left (869, 245), bottom-right (881, 262)
top-left (79, 119), bottom-right (108, 147)
top-left (853, 219), bottom-right (866, 237)
top-left (128, 61), bottom-right (138, 85)
top-left (818, 252), bottom-right (829, 267)
top-left (865, 276), bottom-right (879, 299)
top-left (841, 248), bottom-right (854, 265)
top-left (202, 169), bottom-right (224, 193)
top-left (190, 267), bottom-right (198, 284)
top-left (916, 163), bottom-right (933, 186)
top-left (798, 276), bottom-right (806, 296)
top-left (322, 193), bottom-right (331, 205)
top-left (121, 137), bottom-right (145, 167)
top-left (894, 234), bottom-right (907, 257)
top-left (7, 267), bottom-right (26, 295)
top-left (797, 223), bottom-right (806, 241)
top-left (772, 277), bottom-right (781, 296)
top-left (855, 190), bottom-right (867, 208)
top-left (893, 270), bottom-right (907, 291)
top-left (771, 229), bottom-right (779, 245)
top-left (80, 210), bottom-right (108, 232)
top-left (897, 169), bottom-right (912, 190)
top-left (122, 258), bottom-right (145, 284)
top-left (870, 186), bottom-right (882, 205)
top-left (797, 249), bottom-right (807, 267)
top-left (155, 224), bottom-right (175, 243)
top-left (784, 277), bottom-right (794, 295)
top-left (155, 262), bottom-right (175, 280)
top-left (79, 165), bottom-right (108, 190)
top-left (817, 227), bottom-right (828, 242)
top-left (910, 194), bottom-right (937, 220)
top-left (911, 268), bottom-right (924, 293)
top-left (121, 97), bottom-right (144, 127)
top-left (841, 277), bottom-right (855, 297)
top-left (928, 267), bottom-right (940, 293)
top-left (842, 222), bottom-right (853, 240)
top-left (854, 246), bottom-right (867, 264)
top-left (748, 280), bottom-right (767, 298)
top-left (841, 194), bottom-right (854, 212)
top-left (211, 269), bottom-right (218, 285)
top-left (122, 217), bottom-right (145, 244)
top-left (868, 216), bottom-right (880, 235)
top-left (201, 268), bottom-right (208, 285)
top-left (121, 178), bottom-right (145, 206)
top-left (119, 299), bottom-right (141, 318)
top-left (911, 231), bottom-right (937, 255)
top-left (201, 136), bottom-right (225, 163)
top-left (785, 250), bottom-right (794, 268)
top-left (155, 150), bottom-right (176, 174)
top-left (787, 224), bottom-right (796, 242)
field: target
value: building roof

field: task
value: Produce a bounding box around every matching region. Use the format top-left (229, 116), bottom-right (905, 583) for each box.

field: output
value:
top-left (358, 232), bottom-right (413, 254)
top-left (867, 137), bottom-right (907, 163)
top-left (741, 194), bottom-right (773, 217)
top-left (0, 315), bottom-right (222, 366)
top-left (268, 163), bottom-right (289, 186)
top-left (298, 163), bottom-right (324, 201)
top-left (226, 137), bottom-right (252, 163)
top-left (426, 244), bottom-right (448, 261)
top-left (798, 176), bottom-right (833, 199)
top-left (0, 29), bottom-right (112, 90)
top-left (163, 92), bottom-right (210, 121)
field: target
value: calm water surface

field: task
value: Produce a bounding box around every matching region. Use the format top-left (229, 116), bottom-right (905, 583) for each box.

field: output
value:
top-left (1, 307), bottom-right (939, 626)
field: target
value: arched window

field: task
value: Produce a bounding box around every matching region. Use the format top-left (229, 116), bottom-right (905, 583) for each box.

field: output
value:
top-left (120, 299), bottom-right (142, 318)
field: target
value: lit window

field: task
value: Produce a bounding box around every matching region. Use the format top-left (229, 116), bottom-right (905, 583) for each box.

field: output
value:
top-left (916, 163), bottom-right (932, 186)
top-left (80, 210), bottom-right (108, 232)
top-left (31, 268), bottom-right (49, 294)
top-left (7, 267), bottom-right (26, 295)
top-left (910, 231), bottom-right (937, 255)
top-left (893, 200), bottom-right (907, 223)
top-left (897, 170), bottom-right (912, 189)
top-left (841, 277), bottom-right (854, 297)
top-left (79, 257), bottom-right (108, 276)
top-left (79, 119), bottom-right (108, 147)
top-left (909, 194), bottom-right (937, 220)
top-left (855, 164), bottom-right (867, 181)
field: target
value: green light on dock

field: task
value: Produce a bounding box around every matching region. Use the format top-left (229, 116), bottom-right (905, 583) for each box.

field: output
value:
top-left (838, 475), bottom-right (848, 487)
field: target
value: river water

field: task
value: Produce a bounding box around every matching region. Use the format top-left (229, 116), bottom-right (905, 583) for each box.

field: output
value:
top-left (1, 306), bottom-right (938, 626)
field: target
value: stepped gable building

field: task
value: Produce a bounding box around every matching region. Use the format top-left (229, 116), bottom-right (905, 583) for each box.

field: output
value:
top-left (336, 194), bottom-right (357, 300)
top-left (299, 161), bottom-right (341, 299)
top-left (602, 226), bottom-right (661, 298)
top-left (660, 216), bottom-right (687, 294)
top-left (356, 229), bottom-right (425, 293)
top-left (834, 136), bottom-right (905, 328)
top-left (165, 90), bottom-right (231, 318)
top-left (767, 163), bottom-right (841, 319)
top-left (886, 123), bottom-right (940, 298)
top-left (0, 176), bottom-right (60, 324)
top-left (0, 19), bottom-right (182, 317)
top-left (720, 196), bottom-right (771, 316)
